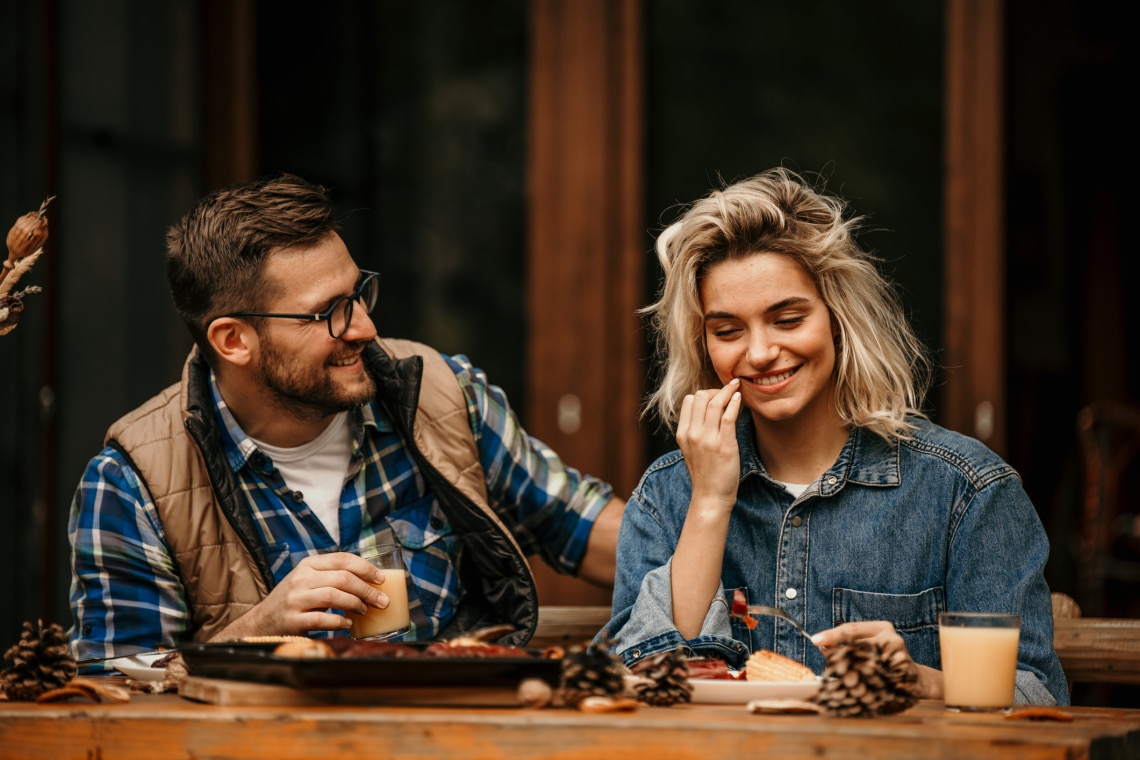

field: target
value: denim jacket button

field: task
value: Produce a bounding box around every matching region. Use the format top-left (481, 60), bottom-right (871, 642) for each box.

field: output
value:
top-left (784, 588), bottom-right (798, 599)
top-left (790, 515), bottom-right (803, 527)
top-left (632, 649), bottom-right (642, 659)
top-left (826, 475), bottom-right (837, 485)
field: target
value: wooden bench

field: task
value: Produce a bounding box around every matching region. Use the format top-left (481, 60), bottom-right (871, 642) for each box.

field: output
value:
top-left (1052, 592), bottom-right (1140, 686)
top-left (532, 606), bottom-right (611, 649)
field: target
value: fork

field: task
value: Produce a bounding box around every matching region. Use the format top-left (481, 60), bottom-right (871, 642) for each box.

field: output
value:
top-left (747, 605), bottom-right (825, 650)
top-left (76, 648), bottom-right (180, 665)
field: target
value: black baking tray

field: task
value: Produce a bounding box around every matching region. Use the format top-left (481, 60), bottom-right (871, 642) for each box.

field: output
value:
top-left (180, 641), bottom-right (562, 690)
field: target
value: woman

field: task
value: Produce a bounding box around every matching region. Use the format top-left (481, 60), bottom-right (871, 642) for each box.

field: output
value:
top-left (607, 168), bottom-right (1067, 705)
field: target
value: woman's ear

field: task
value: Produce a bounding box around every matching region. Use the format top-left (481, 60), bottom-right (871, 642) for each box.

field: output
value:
top-left (207, 317), bottom-right (256, 368)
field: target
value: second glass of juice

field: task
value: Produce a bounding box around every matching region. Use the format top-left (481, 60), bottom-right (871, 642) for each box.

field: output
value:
top-left (939, 611), bottom-right (1020, 712)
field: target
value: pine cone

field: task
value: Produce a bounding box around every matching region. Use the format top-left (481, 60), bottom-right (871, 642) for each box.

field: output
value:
top-left (630, 648), bottom-right (692, 706)
top-left (1, 620), bottom-right (78, 702)
top-left (813, 641), bottom-right (918, 718)
top-left (559, 631), bottom-right (625, 707)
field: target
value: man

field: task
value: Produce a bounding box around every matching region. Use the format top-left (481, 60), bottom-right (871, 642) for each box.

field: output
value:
top-left (68, 174), bottom-right (623, 669)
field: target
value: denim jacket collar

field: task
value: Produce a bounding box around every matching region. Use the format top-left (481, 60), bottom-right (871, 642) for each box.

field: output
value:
top-left (737, 415), bottom-right (902, 496)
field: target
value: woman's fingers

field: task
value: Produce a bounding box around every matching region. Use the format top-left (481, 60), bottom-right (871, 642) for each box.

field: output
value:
top-left (723, 383), bottom-right (743, 425)
top-left (678, 392), bottom-right (695, 433)
top-left (811, 620), bottom-right (928, 694)
top-left (699, 378), bottom-right (741, 425)
top-left (678, 381), bottom-right (743, 511)
top-left (679, 379), bottom-right (741, 437)
top-left (811, 620), bottom-right (904, 651)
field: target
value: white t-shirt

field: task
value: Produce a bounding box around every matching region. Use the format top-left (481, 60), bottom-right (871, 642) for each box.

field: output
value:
top-left (250, 411), bottom-right (353, 541)
top-left (779, 481), bottom-right (811, 499)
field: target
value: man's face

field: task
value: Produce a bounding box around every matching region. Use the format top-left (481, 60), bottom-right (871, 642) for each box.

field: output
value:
top-left (251, 233), bottom-right (378, 421)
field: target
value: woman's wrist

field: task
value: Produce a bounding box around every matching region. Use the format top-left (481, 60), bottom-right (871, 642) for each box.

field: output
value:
top-left (915, 663), bottom-right (943, 700)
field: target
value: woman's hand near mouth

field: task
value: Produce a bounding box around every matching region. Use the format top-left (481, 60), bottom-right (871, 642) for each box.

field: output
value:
top-left (670, 377), bottom-right (744, 638)
top-left (677, 378), bottom-right (744, 513)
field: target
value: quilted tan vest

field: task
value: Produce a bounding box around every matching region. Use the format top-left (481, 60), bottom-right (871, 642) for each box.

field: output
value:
top-left (105, 338), bottom-right (534, 643)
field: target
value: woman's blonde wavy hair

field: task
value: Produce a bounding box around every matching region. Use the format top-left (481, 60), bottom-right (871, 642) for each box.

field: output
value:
top-left (643, 167), bottom-right (931, 442)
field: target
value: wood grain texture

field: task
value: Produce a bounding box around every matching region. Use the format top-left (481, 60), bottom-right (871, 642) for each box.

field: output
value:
top-left (179, 676), bottom-right (526, 707)
top-left (1055, 618), bottom-right (1140, 686)
top-left (943, 0), bottom-right (1007, 452)
top-left (531, 605), bottom-right (612, 648)
top-left (1, 697), bottom-right (1138, 760)
top-left (525, 0), bottom-right (645, 608)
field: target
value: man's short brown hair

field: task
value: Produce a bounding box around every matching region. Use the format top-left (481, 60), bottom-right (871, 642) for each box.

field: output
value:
top-left (165, 173), bottom-right (339, 364)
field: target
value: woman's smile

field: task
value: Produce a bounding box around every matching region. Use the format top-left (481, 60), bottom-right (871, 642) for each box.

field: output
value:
top-left (740, 366), bottom-right (800, 392)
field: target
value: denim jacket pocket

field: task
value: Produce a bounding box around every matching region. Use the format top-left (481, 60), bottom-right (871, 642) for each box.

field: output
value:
top-left (832, 586), bottom-right (945, 666)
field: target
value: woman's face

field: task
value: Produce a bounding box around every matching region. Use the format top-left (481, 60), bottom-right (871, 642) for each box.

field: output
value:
top-left (700, 252), bottom-right (840, 431)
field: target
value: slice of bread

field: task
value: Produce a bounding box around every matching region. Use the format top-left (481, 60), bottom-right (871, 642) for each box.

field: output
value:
top-left (745, 649), bottom-right (817, 683)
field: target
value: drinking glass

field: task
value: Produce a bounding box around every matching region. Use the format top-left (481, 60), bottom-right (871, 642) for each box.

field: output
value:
top-left (939, 611), bottom-right (1020, 712)
top-left (347, 543), bottom-right (411, 641)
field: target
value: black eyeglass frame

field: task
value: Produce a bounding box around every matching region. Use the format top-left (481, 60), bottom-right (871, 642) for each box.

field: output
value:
top-left (224, 270), bottom-right (380, 339)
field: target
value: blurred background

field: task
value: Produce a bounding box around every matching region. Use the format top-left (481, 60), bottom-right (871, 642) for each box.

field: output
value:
top-left (1, 0), bottom-right (1134, 699)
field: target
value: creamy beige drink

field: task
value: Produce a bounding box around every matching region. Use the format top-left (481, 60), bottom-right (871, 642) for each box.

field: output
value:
top-left (348, 568), bottom-right (411, 639)
top-left (939, 612), bottom-right (1020, 711)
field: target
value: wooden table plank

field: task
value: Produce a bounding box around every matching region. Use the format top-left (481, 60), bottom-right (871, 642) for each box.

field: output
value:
top-left (2, 697), bottom-right (1139, 760)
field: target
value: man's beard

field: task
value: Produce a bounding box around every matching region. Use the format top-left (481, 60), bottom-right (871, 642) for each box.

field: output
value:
top-left (255, 333), bottom-right (376, 421)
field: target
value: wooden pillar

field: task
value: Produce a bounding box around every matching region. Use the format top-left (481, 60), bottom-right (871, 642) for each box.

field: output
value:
top-left (203, 0), bottom-right (258, 189)
top-left (943, 0), bottom-right (1007, 454)
top-left (527, 0), bottom-right (644, 605)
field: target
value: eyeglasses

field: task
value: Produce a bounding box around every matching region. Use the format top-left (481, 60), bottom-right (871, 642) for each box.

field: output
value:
top-left (226, 270), bottom-right (380, 339)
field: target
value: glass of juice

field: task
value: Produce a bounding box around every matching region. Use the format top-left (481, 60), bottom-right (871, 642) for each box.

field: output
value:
top-left (347, 543), bottom-right (411, 641)
top-left (938, 611), bottom-right (1020, 712)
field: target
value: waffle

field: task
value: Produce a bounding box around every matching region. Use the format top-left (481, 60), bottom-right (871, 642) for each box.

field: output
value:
top-left (272, 639), bottom-right (334, 658)
top-left (744, 649), bottom-right (817, 683)
top-left (239, 635), bottom-right (312, 644)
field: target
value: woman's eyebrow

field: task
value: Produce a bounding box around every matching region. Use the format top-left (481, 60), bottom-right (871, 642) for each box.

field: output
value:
top-left (765, 296), bottom-right (810, 314)
top-left (704, 296), bottom-right (812, 321)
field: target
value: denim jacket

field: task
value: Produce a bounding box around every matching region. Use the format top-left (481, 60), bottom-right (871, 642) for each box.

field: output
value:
top-left (606, 416), bottom-right (1069, 706)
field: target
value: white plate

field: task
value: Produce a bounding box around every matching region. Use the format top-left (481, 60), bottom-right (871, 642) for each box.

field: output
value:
top-left (112, 653), bottom-right (168, 681)
top-left (625, 675), bottom-right (820, 704)
top-left (689, 677), bottom-right (820, 704)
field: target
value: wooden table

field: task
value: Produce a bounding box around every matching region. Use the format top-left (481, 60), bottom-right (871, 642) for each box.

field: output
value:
top-left (2, 690), bottom-right (1138, 760)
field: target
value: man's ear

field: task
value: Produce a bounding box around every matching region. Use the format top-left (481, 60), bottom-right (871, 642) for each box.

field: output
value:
top-left (207, 317), bottom-right (256, 368)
